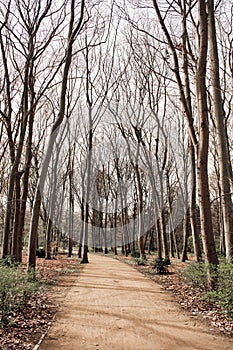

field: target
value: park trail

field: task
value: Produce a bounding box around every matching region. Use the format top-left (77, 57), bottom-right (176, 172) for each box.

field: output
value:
top-left (39, 254), bottom-right (233, 350)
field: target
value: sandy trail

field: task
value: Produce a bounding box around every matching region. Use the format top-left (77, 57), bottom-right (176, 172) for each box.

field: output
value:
top-left (39, 254), bottom-right (232, 350)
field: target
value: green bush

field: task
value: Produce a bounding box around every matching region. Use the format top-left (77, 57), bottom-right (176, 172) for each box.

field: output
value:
top-left (134, 257), bottom-right (147, 266)
top-left (204, 262), bottom-right (233, 319)
top-left (0, 264), bottom-right (40, 326)
top-left (180, 261), bottom-right (209, 290)
top-left (0, 256), bottom-right (19, 268)
top-left (180, 260), bottom-right (233, 320)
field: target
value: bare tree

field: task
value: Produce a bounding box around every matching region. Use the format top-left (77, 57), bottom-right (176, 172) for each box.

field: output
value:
top-left (207, 0), bottom-right (233, 263)
top-left (0, 0), bottom-right (67, 261)
top-left (150, 0), bottom-right (219, 275)
top-left (28, 0), bottom-right (86, 269)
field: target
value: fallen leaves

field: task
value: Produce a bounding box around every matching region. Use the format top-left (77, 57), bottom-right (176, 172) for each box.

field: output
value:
top-left (0, 255), bottom-right (80, 350)
top-left (1, 253), bottom-right (232, 350)
top-left (135, 260), bottom-right (233, 337)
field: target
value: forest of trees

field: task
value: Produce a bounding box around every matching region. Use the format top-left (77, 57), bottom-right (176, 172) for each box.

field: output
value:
top-left (0, 0), bottom-right (232, 284)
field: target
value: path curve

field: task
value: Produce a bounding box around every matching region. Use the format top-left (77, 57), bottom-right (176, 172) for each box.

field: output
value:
top-left (39, 254), bottom-right (232, 350)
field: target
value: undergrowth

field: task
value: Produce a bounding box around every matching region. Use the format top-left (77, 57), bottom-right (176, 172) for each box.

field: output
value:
top-left (134, 257), bottom-right (148, 266)
top-left (180, 260), bottom-right (233, 320)
top-left (0, 257), bottom-right (41, 326)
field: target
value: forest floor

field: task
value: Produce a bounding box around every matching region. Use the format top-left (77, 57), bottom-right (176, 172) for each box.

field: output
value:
top-left (1, 253), bottom-right (232, 350)
top-left (38, 253), bottom-right (233, 350)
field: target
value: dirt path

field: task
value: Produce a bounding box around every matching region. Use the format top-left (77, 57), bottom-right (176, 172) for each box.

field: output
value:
top-left (39, 254), bottom-right (233, 350)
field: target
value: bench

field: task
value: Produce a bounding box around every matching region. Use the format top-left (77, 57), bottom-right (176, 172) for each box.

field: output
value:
top-left (151, 258), bottom-right (171, 274)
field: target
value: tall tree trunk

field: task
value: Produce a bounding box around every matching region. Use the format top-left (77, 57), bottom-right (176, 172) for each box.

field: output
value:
top-left (81, 125), bottom-right (93, 264)
top-left (219, 202), bottom-right (225, 254)
top-left (180, 2), bottom-right (201, 263)
top-left (181, 211), bottom-right (189, 262)
top-left (172, 230), bottom-right (180, 260)
top-left (68, 147), bottom-right (74, 258)
top-left (156, 219), bottom-right (162, 259)
top-left (152, 0), bottom-right (218, 275)
top-left (196, 0), bottom-right (218, 279)
top-left (2, 139), bottom-right (28, 258)
top-left (208, 0), bottom-right (233, 263)
top-left (12, 172), bottom-right (23, 261)
top-left (17, 77), bottom-right (35, 263)
top-left (45, 218), bottom-right (52, 260)
top-left (68, 238), bottom-right (73, 257)
top-left (189, 142), bottom-right (202, 261)
top-left (113, 197), bottom-right (118, 255)
top-left (134, 163), bottom-right (145, 258)
top-left (45, 142), bottom-right (61, 260)
top-left (2, 75), bottom-right (30, 258)
top-left (160, 209), bottom-right (169, 259)
top-left (27, 0), bottom-right (86, 270)
top-left (78, 190), bottom-right (85, 258)
top-left (169, 231), bottom-right (174, 258)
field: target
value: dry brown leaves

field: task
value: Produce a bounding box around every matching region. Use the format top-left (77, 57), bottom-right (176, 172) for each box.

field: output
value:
top-left (134, 259), bottom-right (233, 338)
top-left (1, 254), bottom-right (232, 350)
top-left (0, 255), bottom-right (80, 350)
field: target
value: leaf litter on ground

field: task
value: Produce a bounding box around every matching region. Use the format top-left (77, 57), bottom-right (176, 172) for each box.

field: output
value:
top-left (0, 255), bottom-right (81, 350)
top-left (1, 253), bottom-right (232, 349)
top-left (131, 257), bottom-right (233, 337)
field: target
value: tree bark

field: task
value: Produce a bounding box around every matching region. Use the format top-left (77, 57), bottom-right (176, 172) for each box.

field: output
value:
top-left (196, 0), bottom-right (218, 276)
top-left (134, 163), bottom-right (145, 257)
top-left (156, 219), bottom-right (162, 259)
top-left (189, 142), bottom-right (202, 261)
top-left (81, 125), bottom-right (93, 264)
top-left (12, 172), bottom-right (23, 261)
top-left (180, 2), bottom-right (201, 262)
top-left (28, 0), bottom-right (85, 270)
top-left (181, 211), bottom-right (189, 262)
top-left (208, 0), bottom-right (233, 263)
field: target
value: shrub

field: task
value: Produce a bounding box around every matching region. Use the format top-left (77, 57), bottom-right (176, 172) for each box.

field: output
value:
top-left (180, 260), bottom-right (233, 320)
top-left (0, 256), bottom-right (19, 268)
top-left (0, 265), bottom-right (40, 326)
top-left (204, 261), bottom-right (233, 319)
top-left (134, 257), bottom-right (147, 266)
top-left (131, 251), bottom-right (140, 258)
top-left (180, 261), bottom-right (209, 291)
